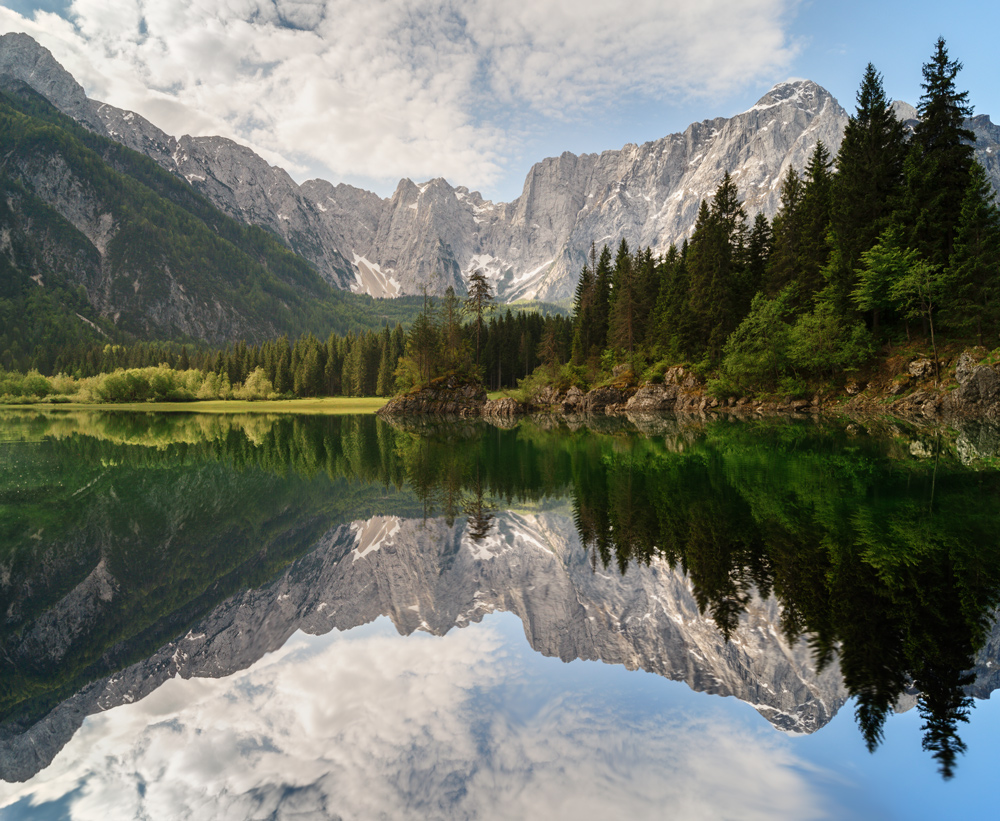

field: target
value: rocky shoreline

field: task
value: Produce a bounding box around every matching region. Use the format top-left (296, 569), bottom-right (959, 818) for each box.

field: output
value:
top-left (377, 349), bottom-right (1000, 425)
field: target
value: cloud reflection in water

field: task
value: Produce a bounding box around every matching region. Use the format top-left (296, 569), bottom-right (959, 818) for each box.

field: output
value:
top-left (0, 615), bottom-right (837, 820)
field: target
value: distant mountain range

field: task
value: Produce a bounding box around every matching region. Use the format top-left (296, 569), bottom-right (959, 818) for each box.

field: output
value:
top-left (2, 31), bottom-right (999, 320)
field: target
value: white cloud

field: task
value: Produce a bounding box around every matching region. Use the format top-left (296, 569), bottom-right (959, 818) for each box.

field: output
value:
top-left (0, 0), bottom-right (800, 194)
top-left (0, 617), bottom-right (835, 820)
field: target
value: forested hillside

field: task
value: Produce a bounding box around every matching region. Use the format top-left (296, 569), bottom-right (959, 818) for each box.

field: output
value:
top-left (0, 76), bottom-right (426, 371)
top-left (557, 40), bottom-right (1000, 396)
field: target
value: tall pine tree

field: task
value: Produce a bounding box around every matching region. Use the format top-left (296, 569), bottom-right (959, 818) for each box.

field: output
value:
top-left (902, 37), bottom-right (976, 268)
top-left (943, 161), bottom-right (1000, 343)
top-left (828, 64), bottom-right (908, 311)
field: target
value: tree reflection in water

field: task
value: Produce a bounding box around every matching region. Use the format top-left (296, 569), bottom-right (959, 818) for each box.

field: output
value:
top-left (393, 415), bottom-right (1000, 779)
top-left (4, 410), bottom-right (1000, 777)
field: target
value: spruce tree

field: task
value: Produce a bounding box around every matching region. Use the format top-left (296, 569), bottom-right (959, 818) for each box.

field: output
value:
top-left (828, 64), bottom-right (908, 309)
top-left (687, 175), bottom-right (747, 361)
top-left (591, 245), bottom-right (613, 356)
top-left (943, 161), bottom-right (1000, 343)
top-left (539, 321), bottom-right (562, 369)
top-left (633, 246), bottom-right (660, 344)
top-left (745, 212), bottom-right (773, 299)
top-left (798, 141), bottom-right (834, 298)
top-left (407, 293), bottom-right (439, 384)
top-left (570, 262), bottom-right (595, 363)
top-left (376, 327), bottom-right (394, 396)
top-left (903, 37), bottom-right (976, 267)
top-left (324, 334), bottom-right (343, 394)
top-left (273, 336), bottom-right (292, 394)
top-left (609, 238), bottom-right (638, 354)
top-left (647, 245), bottom-right (692, 358)
top-left (765, 166), bottom-right (804, 296)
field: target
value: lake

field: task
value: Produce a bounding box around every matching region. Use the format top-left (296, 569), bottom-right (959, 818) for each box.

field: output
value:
top-left (2, 409), bottom-right (1000, 819)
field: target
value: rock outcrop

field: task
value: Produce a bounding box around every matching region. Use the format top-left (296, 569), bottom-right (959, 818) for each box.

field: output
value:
top-left (520, 349), bottom-right (1000, 425)
top-left (377, 377), bottom-right (488, 416)
top-left (943, 350), bottom-right (1000, 418)
top-left (481, 396), bottom-right (525, 422)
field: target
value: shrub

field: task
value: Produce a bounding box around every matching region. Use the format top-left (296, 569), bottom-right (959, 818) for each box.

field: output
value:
top-left (21, 370), bottom-right (52, 398)
top-left (235, 367), bottom-right (274, 400)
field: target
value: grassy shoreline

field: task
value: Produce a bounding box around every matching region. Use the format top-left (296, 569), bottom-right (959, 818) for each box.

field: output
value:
top-left (0, 397), bottom-right (388, 414)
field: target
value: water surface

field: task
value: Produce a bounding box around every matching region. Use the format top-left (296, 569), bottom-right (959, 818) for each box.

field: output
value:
top-left (2, 410), bottom-right (1000, 818)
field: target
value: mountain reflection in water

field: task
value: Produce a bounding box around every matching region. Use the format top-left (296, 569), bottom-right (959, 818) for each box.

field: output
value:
top-left (2, 409), bottom-right (1000, 796)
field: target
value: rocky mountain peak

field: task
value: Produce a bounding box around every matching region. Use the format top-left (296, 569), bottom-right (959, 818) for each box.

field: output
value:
top-left (0, 32), bottom-right (104, 133)
top-left (891, 100), bottom-right (919, 122)
top-left (2, 33), bottom-right (998, 306)
top-left (749, 78), bottom-right (830, 110)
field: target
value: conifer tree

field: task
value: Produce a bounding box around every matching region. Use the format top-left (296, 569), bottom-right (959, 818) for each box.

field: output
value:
top-left (407, 292), bottom-right (439, 384)
top-left (273, 336), bottom-right (292, 394)
top-left (903, 37), bottom-right (976, 267)
top-left (591, 245), bottom-right (613, 355)
top-left (324, 334), bottom-right (343, 394)
top-left (376, 327), bottom-right (395, 396)
top-left (648, 245), bottom-right (693, 358)
top-left (633, 246), bottom-right (659, 346)
top-left (571, 262), bottom-right (595, 363)
top-left (391, 322), bottom-right (406, 367)
top-left (687, 174), bottom-right (747, 361)
top-left (745, 212), bottom-right (773, 298)
top-left (539, 321), bottom-right (562, 370)
top-left (340, 332), bottom-right (359, 395)
top-left (798, 141), bottom-right (835, 297)
top-left (765, 166), bottom-right (804, 296)
top-left (943, 161), bottom-right (1000, 343)
top-left (464, 270), bottom-right (494, 367)
top-left (828, 64), bottom-right (908, 308)
top-left (609, 238), bottom-right (638, 354)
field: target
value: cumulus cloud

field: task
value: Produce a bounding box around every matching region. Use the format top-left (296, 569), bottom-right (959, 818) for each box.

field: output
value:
top-left (0, 0), bottom-right (800, 195)
top-left (0, 618), bottom-right (835, 820)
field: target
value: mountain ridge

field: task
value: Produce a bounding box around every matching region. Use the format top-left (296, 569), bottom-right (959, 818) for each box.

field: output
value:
top-left (0, 71), bottom-right (424, 350)
top-left (1, 31), bottom-right (998, 306)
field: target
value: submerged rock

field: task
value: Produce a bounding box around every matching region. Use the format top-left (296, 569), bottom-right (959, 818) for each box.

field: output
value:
top-left (482, 397), bottom-right (527, 422)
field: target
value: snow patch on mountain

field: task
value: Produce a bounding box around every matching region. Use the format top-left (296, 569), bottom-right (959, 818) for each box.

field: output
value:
top-left (351, 253), bottom-right (401, 298)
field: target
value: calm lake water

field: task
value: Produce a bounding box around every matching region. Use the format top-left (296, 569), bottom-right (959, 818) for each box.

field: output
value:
top-left (2, 410), bottom-right (1000, 819)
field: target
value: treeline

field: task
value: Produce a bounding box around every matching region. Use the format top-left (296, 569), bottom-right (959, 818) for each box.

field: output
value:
top-left (0, 295), bottom-right (580, 402)
top-left (392, 278), bottom-right (573, 392)
top-left (0, 327), bottom-right (408, 402)
top-left (564, 39), bottom-right (1000, 395)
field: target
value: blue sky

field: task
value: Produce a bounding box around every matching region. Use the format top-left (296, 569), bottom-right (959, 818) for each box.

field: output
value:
top-left (0, 1), bottom-right (997, 202)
